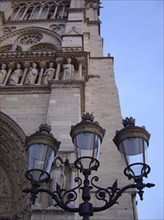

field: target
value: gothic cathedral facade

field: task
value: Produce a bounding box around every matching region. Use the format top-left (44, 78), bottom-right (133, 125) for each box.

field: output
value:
top-left (0, 0), bottom-right (137, 219)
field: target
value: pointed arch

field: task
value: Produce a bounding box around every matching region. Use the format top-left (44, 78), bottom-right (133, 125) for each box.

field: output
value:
top-left (29, 43), bottom-right (57, 52)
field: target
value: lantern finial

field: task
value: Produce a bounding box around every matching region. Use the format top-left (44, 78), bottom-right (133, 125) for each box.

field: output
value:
top-left (122, 117), bottom-right (135, 127)
top-left (82, 113), bottom-right (94, 122)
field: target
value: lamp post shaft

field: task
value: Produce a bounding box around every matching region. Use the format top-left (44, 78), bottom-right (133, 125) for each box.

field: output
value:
top-left (82, 216), bottom-right (90, 220)
top-left (79, 174), bottom-right (93, 220)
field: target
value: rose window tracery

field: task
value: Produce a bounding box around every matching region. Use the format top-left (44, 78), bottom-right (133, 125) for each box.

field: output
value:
top-left (18, 34), bottom-right (43, 45)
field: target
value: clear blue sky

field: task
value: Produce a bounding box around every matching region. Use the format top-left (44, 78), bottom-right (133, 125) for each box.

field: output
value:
top-left (100, 1), bottom-right (164, 219)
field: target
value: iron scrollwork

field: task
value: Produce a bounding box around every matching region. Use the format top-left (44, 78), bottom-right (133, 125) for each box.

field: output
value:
top-left (23, 160), bottom-right (154, 220)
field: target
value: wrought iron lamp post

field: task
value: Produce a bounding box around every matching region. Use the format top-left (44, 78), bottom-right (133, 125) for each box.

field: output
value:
top-left (23, 113), bottom-right (155, 220)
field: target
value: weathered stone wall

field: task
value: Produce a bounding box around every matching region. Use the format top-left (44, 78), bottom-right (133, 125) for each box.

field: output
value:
top-left (84, 57), bottom-right (136, 219)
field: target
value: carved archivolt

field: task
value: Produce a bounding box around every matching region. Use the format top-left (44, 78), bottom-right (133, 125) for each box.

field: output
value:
top-left (0, 111), bottom-right (27, 219)
top-left (0, 45), bottom-right (22, 53)
top-left (2, 26), bottom-right (17, 36)
top-left (29, 43), bottom-right (57, 52)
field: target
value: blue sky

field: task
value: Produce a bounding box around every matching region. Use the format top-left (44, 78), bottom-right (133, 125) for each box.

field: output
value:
top-left (100, 1), bottom-right (164, 219)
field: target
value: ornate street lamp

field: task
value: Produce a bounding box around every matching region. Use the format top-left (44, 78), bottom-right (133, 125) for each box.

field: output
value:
top-left (23, 114), bottom-right (155, 220)
top-left (70, 113), bottom-right (106, 175)
top-left (24, 124), bottom-right (61, 202)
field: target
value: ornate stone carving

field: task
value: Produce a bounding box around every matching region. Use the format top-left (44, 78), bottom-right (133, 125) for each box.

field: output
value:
top-left (0, 52), bottom-right (88, 84)
top-left (18, 34), bottom-right (43, 45)
top-left (50, 24), bottom-right (66, 34)
top-left (0, 169), bottom-right (10, 197)
top-left (51, 157), bottom-right (66, 191)
top-left (0, 27), bottom-right (61, 48)
top-left (2, 26), bottom-right (17, 36)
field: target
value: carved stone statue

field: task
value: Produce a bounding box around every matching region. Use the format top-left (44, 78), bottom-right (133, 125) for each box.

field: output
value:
top-left (62, 58), bottom-right (74, 80)
top-left (51, 157), bottom-right (66, 191)
top-left (50, 157), bottom-right (66, 207)
top-left (25, 62), bottom-right (38, 85)
top-left (0, 63), bottom-right (7, 84)
top-left (43, 62), bottom-right (56, 85)
top-left (9, 63), bottom-right (23, 85)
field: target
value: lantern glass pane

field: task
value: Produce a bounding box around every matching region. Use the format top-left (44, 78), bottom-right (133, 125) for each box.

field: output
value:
top-left (74, 132), bottom-right (101, 160)
top-left (27, 143), bottom-right (54, 181)
top-left (119, 138), bottom-right (148, 176)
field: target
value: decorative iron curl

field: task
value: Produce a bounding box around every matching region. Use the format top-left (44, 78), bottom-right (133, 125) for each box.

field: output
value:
top-left (91, 176), bottom-right (119, 206)
top-left (58, 176), bottom-right (83, 205)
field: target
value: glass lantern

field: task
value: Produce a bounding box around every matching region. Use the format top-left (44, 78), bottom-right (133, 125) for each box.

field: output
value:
top-left (25, 124), bottom-right (60, 183)
top-left (113, 117), bottom-right (151, 179)
top-left (70, 113), bottom-right (105, 173)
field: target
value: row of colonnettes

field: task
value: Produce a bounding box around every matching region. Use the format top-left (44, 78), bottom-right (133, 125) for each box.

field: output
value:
top-left (9, 2), bottom-right (70, 21)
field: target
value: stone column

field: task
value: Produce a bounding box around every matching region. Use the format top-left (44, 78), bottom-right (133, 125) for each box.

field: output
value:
top-left (20, 62), bottom-right (29, 85)
top-left (61, 5), bottom-right (66, 18)
top-left (21, 7), bottom-right (28, 20)
top-left (77, 58), bottom-right (84, 79)
top-left (3, 62), bottom-right (15, 85)
top-left (70, 165), bottom-right (76, 188)
top-left (53, 5), bottom-right (58, 18)
top-left (37, 6), bottom-right (43, 19)
top-left (29, 7), bottom-right (35, 19)
top-left (37, 62), bottom-right (46, 85)
top-left (45, 6), bottom-right (50, 18)
top-left (69, 165), bottom-right (77, 207)
top-left (13, 7), bottom-right (21, 20)
top-left (55, 58), bottom-right (62, 80)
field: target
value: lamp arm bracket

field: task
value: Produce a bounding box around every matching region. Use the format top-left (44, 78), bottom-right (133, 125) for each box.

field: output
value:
top-left (92, 182), bottom-right (137, 212)
top-left (92, 178), bottom-right (155, 212)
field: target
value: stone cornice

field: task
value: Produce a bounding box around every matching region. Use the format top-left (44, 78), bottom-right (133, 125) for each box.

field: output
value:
top-left (5, 17), bottom-right (68, 25)
top-left (0, 51), bottom-right (57, 62)
top-left (88, 20), bottom-right (101, 25)
top-left (0, 85), bottom-right (51, 94)
top-left (51, 79), bottom-right (85, 87)
top-left (0, 51), bottom-right (88, 61)
top-left (0, 80), bottom-right (85, 94)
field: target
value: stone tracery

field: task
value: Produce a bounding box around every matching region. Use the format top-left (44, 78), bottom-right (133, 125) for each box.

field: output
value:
top-left (18, 33), bottom-right (43, 45)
